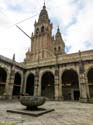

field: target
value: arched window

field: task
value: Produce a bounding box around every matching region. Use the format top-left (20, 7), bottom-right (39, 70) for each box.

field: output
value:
top-left (41, 26), bottom-right (44, 33)
top-left (54, 47), bottom-right (56, 52)
top-left (36, 28), bottom-right (39, 34)
top-left (58, 46), bottom-right (61, 51)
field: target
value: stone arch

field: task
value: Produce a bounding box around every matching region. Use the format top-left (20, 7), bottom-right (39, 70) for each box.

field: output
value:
top-left (41, 71), bottom-right (55, 99)
top-left (26, 73), bottom-right (35, 95)
top-left (86, 66), bottom-right (93, 75)
top-left (0, 67), bottom-right (7, 95)
top-left (62, 69), bottom-right (80, 101)
top-left (12, 72), bottom-right (21, 96)
top-left (87, 67), bottom-right (93, 97)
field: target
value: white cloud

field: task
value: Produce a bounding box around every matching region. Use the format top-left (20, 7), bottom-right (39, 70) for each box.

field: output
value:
top-left (0, 0), bottom-right (93, 62)
top-left (65, 0), bottom-right (93, 52)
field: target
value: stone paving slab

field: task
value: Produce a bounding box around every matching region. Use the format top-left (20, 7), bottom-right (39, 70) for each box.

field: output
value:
top-left (7, 108), bottom-right (54, 116)
top-left (0, 100), bottom-right (93, 125)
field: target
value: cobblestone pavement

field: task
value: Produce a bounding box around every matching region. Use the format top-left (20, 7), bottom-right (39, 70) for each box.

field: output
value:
top-left (0, 100), bottom-right (93, 125)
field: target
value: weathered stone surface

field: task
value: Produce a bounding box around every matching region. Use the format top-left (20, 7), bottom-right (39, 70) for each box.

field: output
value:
top-left (0, 101), bottom-right (93, 125)
top-left (20, 96), bottom-right (46, 110)
top-left (7, 108), bottom-right (54, 117)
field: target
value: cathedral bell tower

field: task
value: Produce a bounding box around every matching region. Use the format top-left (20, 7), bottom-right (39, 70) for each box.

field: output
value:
top-left (25, 3), bottom-right (66, 63)
top-left (25, 3), bottom-right (55, 62)
top-left (54, 27), bottom-right (65, 55)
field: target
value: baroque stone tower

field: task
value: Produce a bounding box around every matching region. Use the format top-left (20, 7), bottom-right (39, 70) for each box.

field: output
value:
top-left (25, 3), bottom-right (65, 62)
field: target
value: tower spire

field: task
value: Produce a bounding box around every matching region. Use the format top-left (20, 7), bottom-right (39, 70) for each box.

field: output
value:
top-left (38, 1), bottom-right (49, 23)
top-left (43, 0), bottom-right (46, 9)
top-left (57, 26), bottom-right (60, 32)
top-left (44, 0), bottom-right (45, 5)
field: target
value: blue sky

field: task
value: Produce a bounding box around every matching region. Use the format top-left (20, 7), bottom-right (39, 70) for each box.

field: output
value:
top-left (0, 0), bottom-right (93, 62)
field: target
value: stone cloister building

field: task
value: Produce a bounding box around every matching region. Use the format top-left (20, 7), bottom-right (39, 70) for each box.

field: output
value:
top-left (0, 4), bottom-right (93, 102)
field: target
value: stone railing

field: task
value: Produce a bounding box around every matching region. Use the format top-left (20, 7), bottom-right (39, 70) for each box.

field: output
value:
top-left (24, 51), bottom-right (93, 68)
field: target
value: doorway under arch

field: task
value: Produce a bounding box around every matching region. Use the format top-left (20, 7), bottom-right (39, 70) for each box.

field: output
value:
top-left (62, 69), bottom-right (80, 101)
top-left (0, 67), bottom-right (7, 95)
top-left (12, 72), bottom-right (21, 96)
top-left (87, 68), bottom-right (93, 97)
top-left (41, 71), bottom-right (54, 99)
top-left (26, 73), bottom-right (34, 95)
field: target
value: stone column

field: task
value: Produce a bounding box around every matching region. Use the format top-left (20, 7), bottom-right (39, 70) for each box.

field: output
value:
top-left (34, 79), bottom-right (39, 96)
top-left (4, 67), bottom-right (15, 100)
top-left (54, 68), bottom-right (59, 100)
top-left (3, 70), bottom-right (11, 99)
top-left (79, 73), bottom-right (88, 102)
top-left (23, 72), bottom-right (27, 94)
top-left (20, 71), bottom-right (26, 95)
top-left (38, 73), bottom-right (41, 96)
top-left (78, 51), bottom-right (88, 102)
top-left (58, 69), bottom-right (63, 100)
top-left (85, 72), bottom-right (90, 98)
top-left (34, 68), bottom-right (39, 96)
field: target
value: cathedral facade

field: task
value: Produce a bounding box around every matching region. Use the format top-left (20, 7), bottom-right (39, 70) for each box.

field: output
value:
top-left (0, 4), bottom-right (93, 102)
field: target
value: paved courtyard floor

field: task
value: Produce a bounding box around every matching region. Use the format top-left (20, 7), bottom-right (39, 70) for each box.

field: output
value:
top-left (0, 100), bottom-right (93, 125)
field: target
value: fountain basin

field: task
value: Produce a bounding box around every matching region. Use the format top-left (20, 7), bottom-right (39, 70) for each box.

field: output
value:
top-left (20, 96), bottom-right (46, 110)
top-left (7, 96), bottom-right (54, 116)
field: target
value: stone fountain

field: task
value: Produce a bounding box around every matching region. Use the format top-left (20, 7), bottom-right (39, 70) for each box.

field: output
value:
top-left (7, 96), bottom-right (54, 116)
top-left (20, 96), bottom-right (46, 110)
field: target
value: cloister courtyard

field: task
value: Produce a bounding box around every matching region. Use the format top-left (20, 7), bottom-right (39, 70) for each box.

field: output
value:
top-left (0, 100), bottom-right (93, 125)
top-left (0, 2), bottom-right (93, 125)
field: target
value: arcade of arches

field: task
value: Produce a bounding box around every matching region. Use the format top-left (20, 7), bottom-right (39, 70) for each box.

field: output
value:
top-left (0, 66), bottom-right (93, 102)
top-left (0, 4), bottom-right (93, 103)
